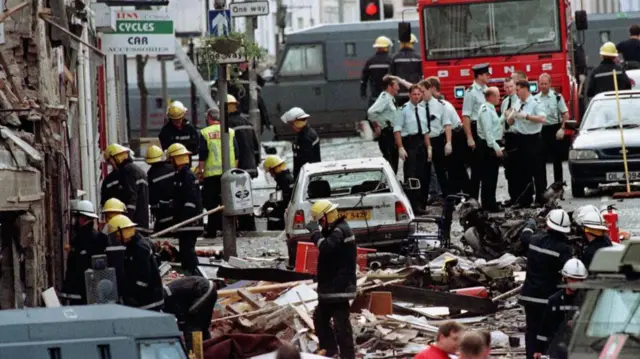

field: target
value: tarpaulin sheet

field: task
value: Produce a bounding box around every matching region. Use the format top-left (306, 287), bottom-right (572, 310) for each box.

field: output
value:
top-left (203, 334), bottom-right (282, 359)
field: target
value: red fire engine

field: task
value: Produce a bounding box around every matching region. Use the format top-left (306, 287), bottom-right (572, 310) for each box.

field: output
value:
top-left (417, 0), bottom-right (582, 127)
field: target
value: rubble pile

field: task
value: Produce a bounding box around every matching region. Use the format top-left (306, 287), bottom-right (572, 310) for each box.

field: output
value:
top-left (162, 247), bottom-right (531, 358)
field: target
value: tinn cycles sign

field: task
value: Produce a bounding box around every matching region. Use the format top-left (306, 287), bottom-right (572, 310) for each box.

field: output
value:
top-left (102, 10), bottom-right (175, 55)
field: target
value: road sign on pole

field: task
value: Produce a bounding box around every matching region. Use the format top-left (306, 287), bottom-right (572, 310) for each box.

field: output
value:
top-left (229, 1), bottom-right (270, 17)
top-left (208, 9), bottom-right (231, 36)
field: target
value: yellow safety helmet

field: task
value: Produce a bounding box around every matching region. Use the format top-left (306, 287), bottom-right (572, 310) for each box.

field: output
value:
top-left (103, 198), bottom-right (126, 214)
top-left (409, 34), bottom-right (418, 44)
top-left (263, 155), bottom-right (285, 172)
top-left (167, 101), bottom-right (187, 120)
top-left (373, 36), bottom-right (393, 49)
top-left (310, 199), bottom-right (339, 221)
top-left (103, 143), bottom-right (129, 161)
top-left (145, 145), bottom-right (164, 164)
top-left (226, 94), bottom-right (238, 104)
top-left (167, 143), bottom-right (191, 166)
top-left (600, 42), bottom-right (618, 57)
top-left (107, 214), bottom-right (137, 235)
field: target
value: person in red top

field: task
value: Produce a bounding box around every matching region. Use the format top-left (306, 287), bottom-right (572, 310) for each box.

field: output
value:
top-left (414, 321), bottom-right (464, 359)
top-left (458, 331), bottom-right (489, 359)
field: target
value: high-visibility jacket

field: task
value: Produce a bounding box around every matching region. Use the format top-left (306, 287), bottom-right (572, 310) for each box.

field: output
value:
top-left (200, 124), bottom-right (236, 178)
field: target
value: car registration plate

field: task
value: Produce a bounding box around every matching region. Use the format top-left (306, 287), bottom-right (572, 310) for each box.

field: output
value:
top-left (339, 209), bottom-right (372, 221)
top-left (606, 172), bottom-right (640, 181)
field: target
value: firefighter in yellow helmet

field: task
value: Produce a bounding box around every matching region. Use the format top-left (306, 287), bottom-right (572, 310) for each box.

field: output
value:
top-left (586, 42), bottom-right (632, 99)
top-left (261, 155), bottom-right (294, 232)
top-left (102, 143), bottom-right (150, 234)
top-left (107, 214), bottom-right (164, 311)
top-left (145, 145), bottom-right (175, 233)
top-left (197, 107), bottom-right (239, 237)
top-left (361, 36), bottom-right (393, 104)
top-left (100, 197), bottom-right (127, 234)
top-left (167, 143), bottom-right (203, 274)
top-left (158, 100), bottom-right (200, 153)
top-left (227, 94), bottom-right (259, 232)
top-left (100, 144), bottom-right (124, 208)
top-left (390, 33), bottom-right (422, 106)
top-left (306, 199), bottom-right (356, 359)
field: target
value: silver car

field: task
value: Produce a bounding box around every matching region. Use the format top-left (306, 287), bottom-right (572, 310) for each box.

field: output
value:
top-left (285, 157), bottom-right (416, 250)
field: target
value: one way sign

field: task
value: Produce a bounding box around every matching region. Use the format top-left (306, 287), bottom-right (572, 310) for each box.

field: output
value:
top-left (208, 9), bottom-right (231, 36)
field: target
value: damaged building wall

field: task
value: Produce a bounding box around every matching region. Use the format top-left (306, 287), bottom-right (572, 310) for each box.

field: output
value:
top-left (0, 0), bottom-right (94, 307)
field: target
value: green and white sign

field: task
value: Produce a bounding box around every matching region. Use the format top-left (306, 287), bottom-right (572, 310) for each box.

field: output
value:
top-left (102, 10), bottom-right (175, 55)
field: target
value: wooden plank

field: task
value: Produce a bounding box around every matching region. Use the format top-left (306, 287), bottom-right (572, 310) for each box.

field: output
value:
top-left (291, 304), bottom-right (315, 330)
top-left (217, 280), bottom-right (313, 298)
top-left (238, 289), bottom-right (264, 310)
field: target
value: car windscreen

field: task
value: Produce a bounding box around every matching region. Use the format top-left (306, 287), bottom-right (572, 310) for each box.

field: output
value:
top-left (581, 98), bottom-right (640, 131)
top-left (423, 0), bottom-right (561, 60)
top-left (585, 289), bottom-right (640, 339)
top-left (306, 169), bottom-right (390, 199)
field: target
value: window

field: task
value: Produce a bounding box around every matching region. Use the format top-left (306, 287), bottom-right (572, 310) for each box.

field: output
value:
top-left (345, 43), bottom-right (356, 57)
top-left (297, 17), bottom-right (304, 29)
top-left (279, 44), bottom-right (324, 76)
top-left (138, 340), bottom-right (187, 359)
top-left (586, 289), bottom-right (640, 337)
top-left (306, 169), bottom-right (390, 199)
top-left (581, 98), bottom-right (640, 131)
top-left (155, 98), bottom-right (164, 109)
top-left (600, 31), bottom-right (611, 44)
top-left (286, 12), bottom-right (292, 28)
top-left (310, 18), bottom-right (315, 26)
top-left (403, 0), bottom-right (418, 5)
top-left (423, 0), bottom-right (561, 60)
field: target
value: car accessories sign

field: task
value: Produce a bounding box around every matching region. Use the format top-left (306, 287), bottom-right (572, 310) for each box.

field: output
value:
top-left (102, 11), bottom-right (175, 55)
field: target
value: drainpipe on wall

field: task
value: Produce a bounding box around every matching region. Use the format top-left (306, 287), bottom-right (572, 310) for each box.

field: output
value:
top-left (106, 54), bottom-right (118, 145)
top-left (77, 24), bottom-right (90, 201)
top-left (83, 26), bottom-right (98, 206)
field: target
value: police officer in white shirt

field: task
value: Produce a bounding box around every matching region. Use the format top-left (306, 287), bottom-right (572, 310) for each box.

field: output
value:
top-left (535, 73), bottom-right (569, 184)
top-left (505, 80), bottom-right (547, 208)
top-left (425, 77), bottom-right (470, 197)
top-left (501, 78), bottom-right (519, 206)
top-left (394, 85), bottom-right (431, 213)
top-left (477, 87), bottom-right (504, 212)
top-left (462, 64), bottom-right (490, 200)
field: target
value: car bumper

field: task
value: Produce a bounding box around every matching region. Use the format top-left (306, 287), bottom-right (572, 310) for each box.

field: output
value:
top-left (288, 223), bottom-right (411, 251)
top-left (569, 158), bottom-right (640, 184)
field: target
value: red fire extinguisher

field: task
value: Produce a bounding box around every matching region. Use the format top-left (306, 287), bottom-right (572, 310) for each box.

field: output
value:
top-left (602, 205), bottom-right (620, 243)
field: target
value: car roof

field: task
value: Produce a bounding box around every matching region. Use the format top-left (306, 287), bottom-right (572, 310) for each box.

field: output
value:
top-left (591, 90), bottom-right (640, 100)
top-left (302, 157), bottom-right (389, 175)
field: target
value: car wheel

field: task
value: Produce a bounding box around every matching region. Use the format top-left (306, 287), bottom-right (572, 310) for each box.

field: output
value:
top-left (571, 180), bottom-right (586, 198)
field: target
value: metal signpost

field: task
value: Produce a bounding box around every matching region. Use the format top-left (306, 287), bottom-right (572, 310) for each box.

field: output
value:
top-left (102, 10), bottom-right (175, 55)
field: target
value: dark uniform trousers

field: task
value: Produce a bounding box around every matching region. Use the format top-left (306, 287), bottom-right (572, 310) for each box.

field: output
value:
top-left (524, 303), bottom-right (548, 359)
top-left (448, 128), bottom-right (471, 196)
top-left (202, 175), bottom-right (222, 236)
top-left (429, 135), bottom-right (450, 197)
top-left (514, 132), bottom-right (546, 206)
top-left (378, 125), bottom-right (399, 175)
top-left (503, 132), bottom-right (519, 202)
top-left (481, 140), bottom-right (503, 210)
top-left (402, 134), bottom-right (430, 210)
top-left (468, 121), bottom-right (483, 199)
top-left (542, 124), bottom-right (564, 183)
top-left (314, 301), bottom-right (354, 359)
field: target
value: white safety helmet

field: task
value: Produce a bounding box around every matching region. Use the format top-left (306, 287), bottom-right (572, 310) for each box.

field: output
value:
top-left (561, 258), bottom-right (588, 279)
top-left (281, 107), bottom-right (310, 124)
top-left (71, 200), bottom-right (99, 219)
top-left (573, 205), bottom-right (600, 226)
top-left (581, 211), bottom-right (609, 231)
top-left (546, 209), bottom-right (571, 233)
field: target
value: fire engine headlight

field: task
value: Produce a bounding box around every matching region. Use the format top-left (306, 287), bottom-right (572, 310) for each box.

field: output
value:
top-left (454, 87), bottom-right (465, 99)
top-left (569, 149), bottom-right (598, 160)
top-left (529, 81), bottom-right (539, 93)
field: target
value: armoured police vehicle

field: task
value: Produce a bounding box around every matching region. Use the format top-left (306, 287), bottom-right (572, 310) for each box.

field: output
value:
top-left (261, 19), bottom-right (420, 139)
top-left (0, 304), bottom-right (187, 358)
top-left (581, 12), bottom-right (640, 71)
top-left (566, 239), bottom-right (640, 358)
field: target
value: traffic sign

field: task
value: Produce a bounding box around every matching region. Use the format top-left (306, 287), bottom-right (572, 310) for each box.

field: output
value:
top-left (208, 9), bottom-right (231, 36)
top-left (102, 10), bottom-right (175, 55)
top-left (229, 1), bottom-right (270, 17)
top-left (214, 50), bottom-right (246, 64)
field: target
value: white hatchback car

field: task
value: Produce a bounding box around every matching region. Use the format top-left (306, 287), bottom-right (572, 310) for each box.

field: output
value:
top-left (284, 157), bottom-right (416, 250)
